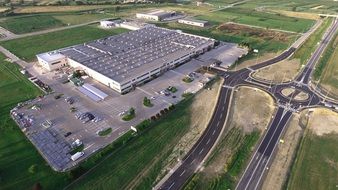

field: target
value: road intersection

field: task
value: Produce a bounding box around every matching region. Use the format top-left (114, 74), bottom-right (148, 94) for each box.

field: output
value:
top-left (157, 17), bottom-right (338, 190)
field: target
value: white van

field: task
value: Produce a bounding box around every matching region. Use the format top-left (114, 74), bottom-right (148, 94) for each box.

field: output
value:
top-left (71, 152), bottom-right (84, 161)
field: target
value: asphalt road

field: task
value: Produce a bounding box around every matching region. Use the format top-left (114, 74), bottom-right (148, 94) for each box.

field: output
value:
top-left (159, 86), bottom-right (233, 190)
top-left (157, 17), bottom-right (338, 190)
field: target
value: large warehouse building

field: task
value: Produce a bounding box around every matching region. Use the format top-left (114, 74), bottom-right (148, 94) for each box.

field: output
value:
top-left (37, 26), bottom-right (216, 94)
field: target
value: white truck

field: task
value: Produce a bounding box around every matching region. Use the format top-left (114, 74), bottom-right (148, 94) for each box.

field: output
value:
top-left (71, 152), bottom-right (84, 161)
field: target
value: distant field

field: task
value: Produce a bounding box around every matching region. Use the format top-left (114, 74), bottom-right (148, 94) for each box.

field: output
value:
top-left (0, 55), bottom-right (70, 190)
top-left (238, 0), bottom-right (338, 14)
top-left (0, 13), bottom-right (112, 34)
top-left (0, 26), bottom-right (128, 61)
top-left (195, 8), bottom-right (315, 33)
top-left (13, 5), bottom-right (117, 13)
top-left (287, 131), bottom-right (338, 190)
top-left (0, 15), bottom-right (65, 34)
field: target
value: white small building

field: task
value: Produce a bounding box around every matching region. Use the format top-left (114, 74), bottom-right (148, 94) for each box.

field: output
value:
top-left (100, 20), bottom-right (115, 28)
top-left (178, 18), bottom-right (209, 27)
top-left (100, 20), bottom-right (123, 28)
top-left (136, 10), bottom-right (176, 21)
top-left (36, 52), bottom-right (67, 71)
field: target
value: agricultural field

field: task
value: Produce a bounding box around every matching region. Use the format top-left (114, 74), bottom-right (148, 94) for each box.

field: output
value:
top-left (0, 13), bottom-right (112, 34)
top-left (0, 15), bottom-right (65, 34)
top-left (287, 109), bottom-right (338, 190)
top-left (195, 8), bottom-right (315, 33)
top-left (0, 26), bottom-right (128, 61)
top-left (184, 87), bottom-right (275, 190)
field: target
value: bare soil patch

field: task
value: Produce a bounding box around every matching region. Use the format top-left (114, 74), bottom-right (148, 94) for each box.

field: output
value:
top-left (308, 108), bottom-right (338, 136)
top-left (253, 58), bottom-right (301, 83)
top-left (218, 23), bottom-right (291, 42)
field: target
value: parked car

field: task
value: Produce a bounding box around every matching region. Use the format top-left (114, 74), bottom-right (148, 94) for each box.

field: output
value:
top-left (64, 132), bottom-right (72, 137)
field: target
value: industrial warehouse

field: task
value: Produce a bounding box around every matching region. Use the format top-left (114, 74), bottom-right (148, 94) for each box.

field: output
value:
top-left (37, 26), bottom-right (216, 94)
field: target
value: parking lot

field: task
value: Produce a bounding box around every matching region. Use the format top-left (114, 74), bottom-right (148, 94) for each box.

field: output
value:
top-left (12, 42), bottom-right (246, 171)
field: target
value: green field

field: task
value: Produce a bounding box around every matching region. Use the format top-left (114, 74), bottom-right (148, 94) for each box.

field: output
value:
top-left (292, 18), bottom-right (332, 65)
top-left (0, 55), bottom-right (72, 190)
top-left (0, 15), bottom-right (65, 34)
top-left (195, 8), bottom-right (315, 33)
top-left (0, 12), bottom-right (113, 34)
top-left (287, 131), bottom-right (338, 190)
top-left (0, 26), bottom-right (128, 61)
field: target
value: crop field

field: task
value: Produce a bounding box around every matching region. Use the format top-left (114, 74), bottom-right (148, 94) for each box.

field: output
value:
top-left (0, 26), bottom-right (128, 61)
top-left (157, 22), bottom-right (297, 54)
top-left (195, 8), bottom-right (315, 33)
top-left (287, 131), bottom-right (338, 190)
top-left (0, 55), bottom-right (72, 190)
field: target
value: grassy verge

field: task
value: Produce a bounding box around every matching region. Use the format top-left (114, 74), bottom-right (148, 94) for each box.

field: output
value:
top-left (98, 128), bottom-right (112, 137)
top-left (287, 131), bottom-right (338, 190)
top-left (313, 33), bottom-right (338, 80)
top-left (0, 26), bottom-right (128, 61)
top-left (292, 18), bottom-right (332, 65)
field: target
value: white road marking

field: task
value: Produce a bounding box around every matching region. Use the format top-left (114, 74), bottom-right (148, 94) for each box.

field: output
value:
top-left (180, 170), bottom-right (186, 177)
top-left (168, 182), bottom-right (175, 190)
top-left (212, 129), bottom-right (216, 135)
top-left (206, 138), bottom-right (211, 145)
top-left (199, 148), bottom-right (204, 155)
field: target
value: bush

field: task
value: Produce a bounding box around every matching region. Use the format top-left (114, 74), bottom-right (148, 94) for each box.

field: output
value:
top-left (168, 104), bottom-right (175, 110)
top-left (28, 164), bottom-right (37, 174)
top-left (122, 107), bottom-right (135, 121)
top-left (143, 97), bottom-right (153, 107)
top-left (182, 76), bottom-right (193, 83)
top-left (98, 128), bottom-right (112, 136)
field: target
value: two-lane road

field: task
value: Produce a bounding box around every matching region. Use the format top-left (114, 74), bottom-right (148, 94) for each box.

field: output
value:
top-left (236, 107), bottom-right (293, 190)
top-left (159, 86), bottom-right (233, 190)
